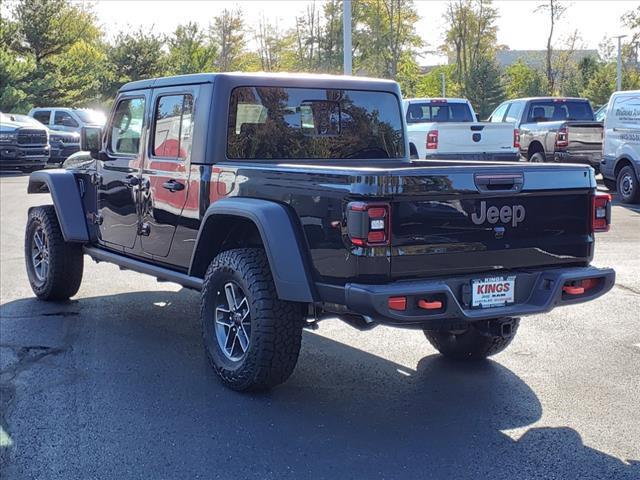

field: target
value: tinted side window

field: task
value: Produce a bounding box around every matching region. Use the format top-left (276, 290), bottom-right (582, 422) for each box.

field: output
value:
top-left (227, 87), bottom-right (404, 160)
top-left (33, 111), bottom-right (51, 125)
top-left (109, 97), bottom-right (145, 155)
top-left (505, 101), bottom-right (524, 123)
top-left (490, 103), bottom-right (509, 122)
top-left (152, 94), bottom-right (193, 159)
top-left (54, 111), bottom-right (79, 127)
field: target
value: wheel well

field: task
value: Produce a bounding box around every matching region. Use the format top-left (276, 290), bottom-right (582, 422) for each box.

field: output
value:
top-left (614, 157), bottom-right (633, 178)
top-left (409, 143), bottom-right (418, 156)
top-left (190, 216), bottom-right (263, 278)
top-left (527, 142), bottom-right (545, 160)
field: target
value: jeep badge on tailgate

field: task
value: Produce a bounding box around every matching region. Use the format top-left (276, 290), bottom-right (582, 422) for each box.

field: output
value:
top-left (471, 201), bottom-right (526, 227)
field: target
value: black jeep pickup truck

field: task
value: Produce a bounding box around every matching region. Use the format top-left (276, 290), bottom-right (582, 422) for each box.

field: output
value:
top-left (25, 73), bottom-right (615, 391)
top-left (489, 97), bottom-right (603, 171)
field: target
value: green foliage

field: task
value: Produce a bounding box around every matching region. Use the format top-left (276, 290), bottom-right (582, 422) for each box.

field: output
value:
top-left (415, 65), bottom-right (462, 98)
top-left (211, 8), bottom-right (246, 71)
top-left (167, 22), bottom-right (218, 75)
top-left (106, 29), bottom-right (167, 97)
top-left (503, 60), bottom-right (546, 99)
top-left (353, 0), bottom-right (423, 79)
top-left (464, 56), bottom-right (504, 119)
top-left (0, 45), bottom-right (35, 112)
top-left (443, 0), bottom-right (499, 88)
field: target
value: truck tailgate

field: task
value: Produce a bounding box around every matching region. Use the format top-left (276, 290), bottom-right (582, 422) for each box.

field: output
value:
top-left (566, 121), bottom-right (603, 151)
top-left (433, 123), bottom-right (516, 154)
top-left (387, 164), bottom-right (595, 279)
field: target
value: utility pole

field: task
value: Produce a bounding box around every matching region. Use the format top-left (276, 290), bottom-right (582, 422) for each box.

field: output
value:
top-left (441, 73), bottom-right (446, 97)
top-left (343, 0), bottom-right (352, 75)
top-left (615, 35), bottom-right (627, 92)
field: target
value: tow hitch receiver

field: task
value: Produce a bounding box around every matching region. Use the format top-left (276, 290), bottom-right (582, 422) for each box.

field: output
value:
top-left (475, 317), bottom-right (519, 338)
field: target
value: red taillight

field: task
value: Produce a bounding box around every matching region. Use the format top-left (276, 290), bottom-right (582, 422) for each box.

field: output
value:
top-left (556, 126), bottom-right (569, 149)
top-left (513, 128), bottom-right (520, 149)
top-left (591, 192), bottom-right (611, 233)
top-left (347, 202), bottom-right (391, 247)
top-left (563, 278), bottom-right (601, 296)
top-left (426, 130), bottom-right (438, 150)
top-left (388, 296), bottom-right (407, 311)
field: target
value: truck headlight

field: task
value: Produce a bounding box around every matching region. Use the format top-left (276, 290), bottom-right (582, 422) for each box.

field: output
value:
top-left (0, 132), bottom-right (17, 143)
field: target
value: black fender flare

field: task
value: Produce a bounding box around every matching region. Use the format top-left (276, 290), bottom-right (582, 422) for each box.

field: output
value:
top-left (189, 197), bottom-right (316, 303)
top-left (27, 169), bottom-right (89, 242)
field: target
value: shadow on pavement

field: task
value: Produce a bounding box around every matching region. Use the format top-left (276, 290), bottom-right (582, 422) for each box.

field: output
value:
top-left (1, 289), bottom-right (638, 479)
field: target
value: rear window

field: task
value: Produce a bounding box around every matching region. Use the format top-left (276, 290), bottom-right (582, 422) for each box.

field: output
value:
top-left (527, 100), bottom-right (594, 122)
top-left (406, 102), bottom-right (474, 123)
top-left (227, 87), bottom-right (405, 160)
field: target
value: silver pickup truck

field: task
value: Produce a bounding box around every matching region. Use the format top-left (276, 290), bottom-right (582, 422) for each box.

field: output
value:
top-left (489, 97), bottom-right (603, 172)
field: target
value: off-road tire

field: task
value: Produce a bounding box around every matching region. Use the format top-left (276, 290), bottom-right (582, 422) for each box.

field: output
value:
top-left (617, 165), bottom-right (640, 204)
top-left (25, 205), bottom-right (84, 301)
top-left (423, 319), bottom-right (520, 361)
top-left (529, 152), bottom-right (546, 163)
top-left (603, 178), bottom-right (617, 192)
top-left (200, 248), bottom-right (305, 391)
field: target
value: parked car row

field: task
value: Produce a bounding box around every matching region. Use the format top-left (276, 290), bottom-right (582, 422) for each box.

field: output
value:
top-left (0, 107), bottom-right (104, 171)
top-left (405, 92), bottom-right (639, 204)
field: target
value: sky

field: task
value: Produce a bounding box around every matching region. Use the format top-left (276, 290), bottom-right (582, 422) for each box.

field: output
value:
top-left (6, 0), bottom-right (638, 65)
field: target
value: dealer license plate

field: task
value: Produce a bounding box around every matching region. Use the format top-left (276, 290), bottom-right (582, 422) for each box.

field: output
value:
top-left (471, 276), bottom-right (515, 308)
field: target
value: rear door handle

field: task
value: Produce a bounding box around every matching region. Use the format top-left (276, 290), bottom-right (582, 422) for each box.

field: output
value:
top-left (162, 179), bottom-right (185, 192)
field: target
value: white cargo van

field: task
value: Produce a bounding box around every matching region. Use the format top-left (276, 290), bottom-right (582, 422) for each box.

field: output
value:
top-left (601, 90), bottom-right (640, 204)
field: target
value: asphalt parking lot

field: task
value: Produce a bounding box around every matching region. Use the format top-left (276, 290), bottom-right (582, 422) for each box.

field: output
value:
top-left (0, 171), bottom-right (639, 479)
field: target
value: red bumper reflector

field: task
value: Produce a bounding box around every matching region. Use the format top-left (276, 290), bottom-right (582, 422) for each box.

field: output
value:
top-left (418, 299), bottom-right (443, 310)
top-left (563, 285), bottom-right (585, 295)
top-left (388, 297), bottom-right (407, 311)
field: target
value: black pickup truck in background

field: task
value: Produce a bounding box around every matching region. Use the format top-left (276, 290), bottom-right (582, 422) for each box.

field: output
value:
top-left (489, 97), bottom-right (604, 172)
top-left (25, 73), bottom-right (615, 391)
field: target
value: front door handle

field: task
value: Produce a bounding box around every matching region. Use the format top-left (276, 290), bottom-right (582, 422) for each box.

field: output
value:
top-left (162, 179), bottom-right (184, 192)
top-left (123, 175), bottom-right (140, 187)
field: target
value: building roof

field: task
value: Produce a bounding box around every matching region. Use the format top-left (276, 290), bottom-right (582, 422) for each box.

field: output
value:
top-left (495, 49), bottom-right (599, 69)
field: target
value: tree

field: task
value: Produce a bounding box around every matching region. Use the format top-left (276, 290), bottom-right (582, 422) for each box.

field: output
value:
top-left (11, 0), bottom-right (99, 66)
top-left (442, 0), bottom-right (499, 88)
top-left (255, 16), bottom-right (296, 72)
top-left (293, 2), bottom-right (322, 71)
top-left (106, 29), bottom-right (167, 97)
top-left (535, 0), bottom-right (567, 94)
top-left (318, 0), bottom-right (343, 73)
top-left (354, 0), bottom-right (422, 79)
top-left (167, 22), bottom-right (217, 75)
top-left (503, 60), bottom-right (546, 99)
top-left (465, 56), bottom-right (504, 119)
top-left (415, 65), bottom-right (462, 98)
top-left (211, 8), bottom-right (245, 71)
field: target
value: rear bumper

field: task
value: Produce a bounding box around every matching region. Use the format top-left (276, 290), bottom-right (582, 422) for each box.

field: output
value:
top-left (330, 266), bottom-right (615, 328)
top-left (553, 151), bottom-right (601, 168)
top-left (424, 152), bottom-right (520, 162)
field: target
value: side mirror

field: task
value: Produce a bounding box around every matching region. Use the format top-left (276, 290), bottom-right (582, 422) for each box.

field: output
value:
top-left (81, 126), bottom-right (102, 160)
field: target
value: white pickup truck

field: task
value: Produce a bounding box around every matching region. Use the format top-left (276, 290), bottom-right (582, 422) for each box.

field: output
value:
top-left (403, 98), bottom-right (520, 161)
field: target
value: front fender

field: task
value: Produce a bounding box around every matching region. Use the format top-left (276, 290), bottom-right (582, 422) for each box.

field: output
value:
top-left (27, 169), bottom-right (89, 242)
top-left (189, 197), bottom-right (316, 303)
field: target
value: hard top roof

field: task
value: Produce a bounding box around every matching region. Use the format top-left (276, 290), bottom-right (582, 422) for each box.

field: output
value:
top-left (119, 72), bottom-right (400, 93)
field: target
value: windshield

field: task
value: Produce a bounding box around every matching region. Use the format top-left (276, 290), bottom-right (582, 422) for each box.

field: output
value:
top-left (406, 102), bottom-right (474, 123)
top-left (527, 100), bottom-right (594, 122)
top-left (75, 109), bottom-right (106, 125)
top-left (227, 87), bottom-right (405, 160)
